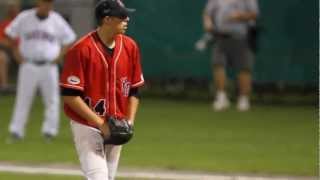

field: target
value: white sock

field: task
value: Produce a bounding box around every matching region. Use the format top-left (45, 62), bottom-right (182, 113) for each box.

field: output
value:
top-left (238, 95), bottom-right (249, 102)
top-left (216, 91), bottom-right (227, 101)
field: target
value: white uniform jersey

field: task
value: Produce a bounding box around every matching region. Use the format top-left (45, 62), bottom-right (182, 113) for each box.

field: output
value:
top-left (5, 8), bottom-right (76, 62)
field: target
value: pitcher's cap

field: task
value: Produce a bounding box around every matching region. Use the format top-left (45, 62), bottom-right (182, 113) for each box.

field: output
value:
top-left (95, 0), bottom-right (135, 19)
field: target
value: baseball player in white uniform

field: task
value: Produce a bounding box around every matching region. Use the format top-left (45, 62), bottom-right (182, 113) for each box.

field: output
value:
top-left (5, 0), bottom-right (76, 141)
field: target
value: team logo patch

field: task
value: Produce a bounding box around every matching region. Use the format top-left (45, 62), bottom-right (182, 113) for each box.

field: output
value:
top-left (67, 76), bottom-right (81, 85)
top-left (121, 77), bottom-right (131, 97)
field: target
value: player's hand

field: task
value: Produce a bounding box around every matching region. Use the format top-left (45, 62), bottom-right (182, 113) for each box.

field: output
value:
top-left (98, 120), bottom-right (110, 139)
top-left (103, 117), bottom-right (134, 145)
top-left (127, 119), bottom-right (134, 126)
top-left (229, 12), bottom-right (245, 21)
top-left (195, 38), bottom-right (207, 52)
top-left (51, 58), bottom-right (60, 65)
top-left (17, 58), bottom-right (25, 64)
top-left (194, 33), bottom-right (214, 52)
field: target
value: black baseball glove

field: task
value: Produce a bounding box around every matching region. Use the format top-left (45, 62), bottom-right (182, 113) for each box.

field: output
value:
top-left (103, 116), bottom-right (134, 145)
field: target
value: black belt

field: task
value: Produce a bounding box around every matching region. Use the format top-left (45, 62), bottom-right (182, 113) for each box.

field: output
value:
top-left (31, 61), bottom-right (50, 65)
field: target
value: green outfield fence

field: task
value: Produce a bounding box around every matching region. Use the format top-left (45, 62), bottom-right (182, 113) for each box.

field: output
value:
top-left (125, 0), bottom-right (318, 86)
top-left (16, 0), bottom-right (319, 87)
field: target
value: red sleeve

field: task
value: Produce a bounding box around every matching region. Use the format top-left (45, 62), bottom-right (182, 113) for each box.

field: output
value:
top-left (60, 47), bottom-right (86, 91)
top-left (131, 44), bottom-right (144, 88)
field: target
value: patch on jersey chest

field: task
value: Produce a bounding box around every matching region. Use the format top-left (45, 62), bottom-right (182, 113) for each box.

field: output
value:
top-left (67, 75), bottom-right (81, 85)
top-left (121, 77), bottom-right (131, 97)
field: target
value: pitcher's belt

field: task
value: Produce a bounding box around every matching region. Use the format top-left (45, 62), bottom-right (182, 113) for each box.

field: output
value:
top-left (28, 60), bottom-right (51, 65)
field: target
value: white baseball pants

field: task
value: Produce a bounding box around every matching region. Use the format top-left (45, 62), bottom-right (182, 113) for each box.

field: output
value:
top-left (9, 63), bottom-right (60, 137)
top-left (70, 120), bottom-right (122, 180)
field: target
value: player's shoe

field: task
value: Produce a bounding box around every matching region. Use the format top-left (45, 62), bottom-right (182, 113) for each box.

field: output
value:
top-left (6, 132), bottom-right (23, 144)
top-left (212, 91), bottom-right (230, 111)
top-left (212, 97), bottom-right (230, 111)
top-left (43, 133), bottom-right (55, 143)
top-left (237, 96), bottom-right (250, 111)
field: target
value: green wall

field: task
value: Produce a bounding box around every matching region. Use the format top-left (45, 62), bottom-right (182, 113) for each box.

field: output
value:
top-left (126, 0), bottom-right (318, 85)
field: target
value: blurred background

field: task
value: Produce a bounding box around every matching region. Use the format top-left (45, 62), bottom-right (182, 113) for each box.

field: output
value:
top-left (0, 0), bottom-right (318, 180)
top-left (0, 0), bottom-right (318, 101)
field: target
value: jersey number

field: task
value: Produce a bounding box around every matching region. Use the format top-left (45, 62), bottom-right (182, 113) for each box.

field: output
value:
top-left (84, 97), bottom-right (106, 116)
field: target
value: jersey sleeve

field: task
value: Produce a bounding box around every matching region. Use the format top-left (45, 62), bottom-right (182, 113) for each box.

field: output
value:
top-left (5, 12), bottom-right (24, 39)
top-left (56, 13), bottom-right (76, 45)
top-left (131, 44), bottom-right (144, 88)
top-left (60, 47), bottom-right (86, 91)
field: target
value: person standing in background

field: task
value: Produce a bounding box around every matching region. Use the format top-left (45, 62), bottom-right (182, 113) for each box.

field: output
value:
top-left (0, 1), bottom-right (20, 92)
top-left (203, 0), bottom-right (259, 111)
top-left (5, 0), bottom-right (76, 141)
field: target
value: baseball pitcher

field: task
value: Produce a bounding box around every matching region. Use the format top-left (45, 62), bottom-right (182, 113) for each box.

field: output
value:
top-left (60, 0), bottom-right (144, 179)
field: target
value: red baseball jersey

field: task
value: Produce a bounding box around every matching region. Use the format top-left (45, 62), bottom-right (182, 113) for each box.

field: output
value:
top-left (60, 31), bottom-right (144, 128)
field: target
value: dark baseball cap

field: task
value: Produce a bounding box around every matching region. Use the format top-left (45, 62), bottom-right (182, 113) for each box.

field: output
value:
top-left (95, 0), bottom-right (135, 19)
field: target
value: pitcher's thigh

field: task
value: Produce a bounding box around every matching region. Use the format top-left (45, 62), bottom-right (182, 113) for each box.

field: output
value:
top-left (70, 121), bottom-right (108, 180)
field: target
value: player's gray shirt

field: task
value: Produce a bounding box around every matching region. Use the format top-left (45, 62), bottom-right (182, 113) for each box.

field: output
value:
top-left (205, 0), bottom-right (259, 38)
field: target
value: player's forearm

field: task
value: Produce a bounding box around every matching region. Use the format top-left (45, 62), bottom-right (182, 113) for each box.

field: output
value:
top-left (241, 12), bottom-right (257, 21)
top-left (54, 45), bottom-right (70, 64)
top-left (5, 36), bottom-right (23, 64)
top-left (203, 13), bottom-right (214, 33)
top-left (0, 37), bottom-right (10, 47)
top-left (126, 96), bottom-right (139, 125)
top-left (12, 47), bottom-right (24, 64)
top-left (231, 12), bottom-right (257, 22)
top-left (62, 96), bottom-right (104, 127)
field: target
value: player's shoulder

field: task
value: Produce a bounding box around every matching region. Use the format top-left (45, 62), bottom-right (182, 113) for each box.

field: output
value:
top-left (121, 35), bottom-right (138, 45)
top-left (16, 8), bottom-right (35, 19)
top-left (120, 34), bottom-right (139, 48)
top-left (68, 32), bottom-right (95, 53)
top-left (50, 11), bottom-right (66, 21)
